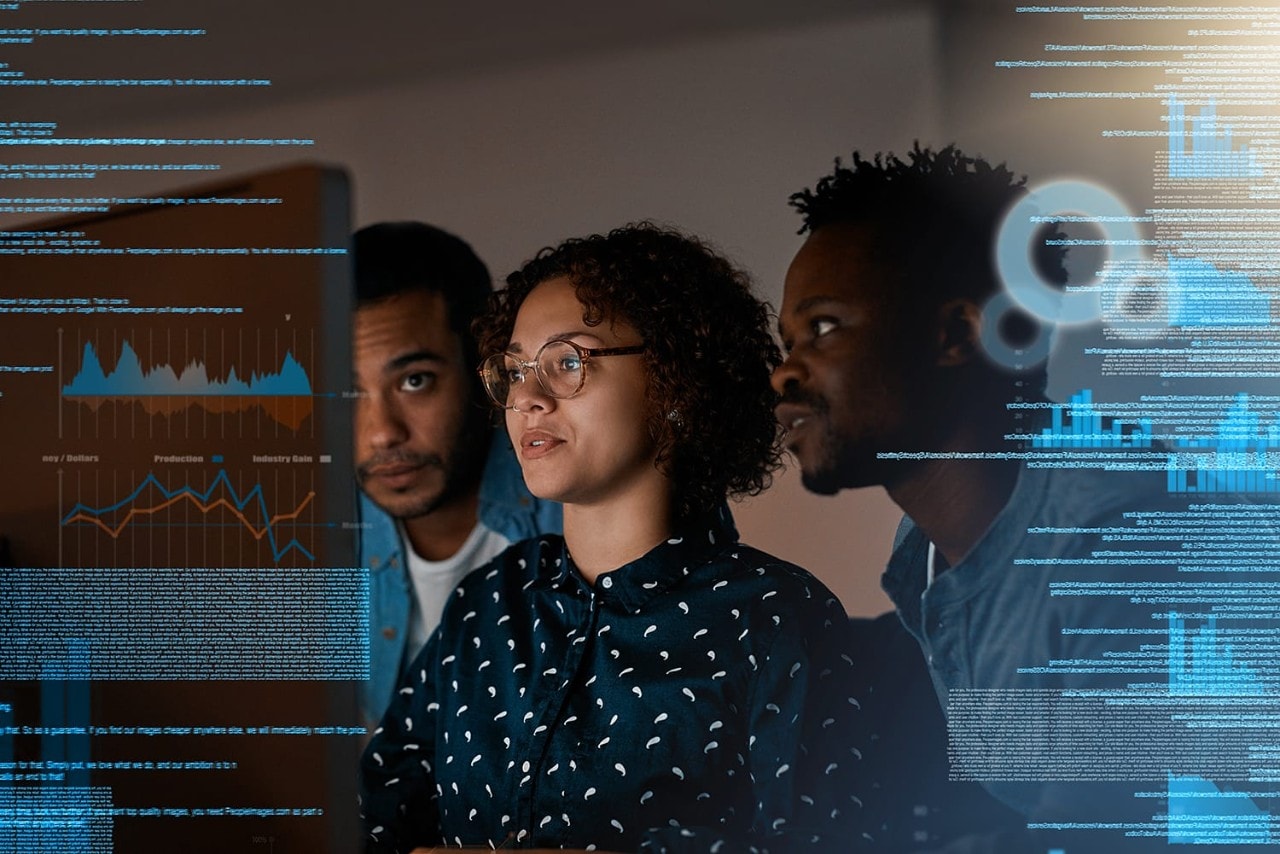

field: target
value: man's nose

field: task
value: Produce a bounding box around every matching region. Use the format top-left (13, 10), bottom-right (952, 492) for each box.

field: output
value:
top-left (771, 352), bottom-right (810, 397)
top-left (359, 393), bottom-right (409, 450)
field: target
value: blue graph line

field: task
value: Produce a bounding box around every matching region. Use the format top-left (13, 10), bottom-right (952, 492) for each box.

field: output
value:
top-left (60, 469), bottom-right (316, 562)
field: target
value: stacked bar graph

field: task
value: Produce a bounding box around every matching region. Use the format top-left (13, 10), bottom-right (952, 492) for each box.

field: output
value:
top-left (1168, 393), bottom-right (1280, 494)
top-left (1032, 389), bottom-right (1154, 449)
top-left (1168, 96), bottom-right (1261, 180)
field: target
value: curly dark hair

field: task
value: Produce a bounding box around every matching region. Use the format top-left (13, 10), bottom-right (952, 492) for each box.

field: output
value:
top-left (790, 143), bottom-right (1068, 392)
top-left (475, 222), bottom-right (783, 521)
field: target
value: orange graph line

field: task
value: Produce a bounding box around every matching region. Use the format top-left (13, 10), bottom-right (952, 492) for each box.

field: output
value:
top-left (63, 490), bottom-right (316, 542)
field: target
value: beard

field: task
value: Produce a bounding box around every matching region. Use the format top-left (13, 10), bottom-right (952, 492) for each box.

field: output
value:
top-left (356, 406), bottom-right (492, 520)
top-left (797, 430), bottom-right (884, 495)
top-left (780, 383), bottom-right (845, 495)
top-left (798, 439), bottom-right (846, 495)
top-left (356, 449), bottom-right (448, 518)
top-left (780, 386), bottom-right (888, 495)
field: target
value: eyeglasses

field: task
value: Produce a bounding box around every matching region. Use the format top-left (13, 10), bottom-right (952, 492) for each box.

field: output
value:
top-left (478, 339), bottom-right (644, 410)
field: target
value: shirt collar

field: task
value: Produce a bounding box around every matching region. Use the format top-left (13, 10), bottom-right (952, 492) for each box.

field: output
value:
top-left (881, 518), bottom-right (930, 636)
top-left (881, 459), bottom-right (1045, 616)
top-left (534, 504), bottom-right (738, 613)
top-left (477, 429), bottom-right (532, 515)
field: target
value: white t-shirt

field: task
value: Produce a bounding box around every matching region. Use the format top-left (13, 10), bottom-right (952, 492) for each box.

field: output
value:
top-left (403, 522), bottom-right (511, 656)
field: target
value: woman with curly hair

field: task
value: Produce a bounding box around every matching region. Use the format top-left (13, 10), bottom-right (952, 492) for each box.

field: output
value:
top-left (359, 223), bottom-right (866, 853)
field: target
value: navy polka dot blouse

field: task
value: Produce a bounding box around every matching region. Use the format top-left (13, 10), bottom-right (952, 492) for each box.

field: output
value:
top-left (359, 510), bottom-right (868, 852)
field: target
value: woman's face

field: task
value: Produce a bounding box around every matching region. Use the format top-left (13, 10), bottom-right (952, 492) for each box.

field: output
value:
top-left (503, 276), bottom-right (664, 509)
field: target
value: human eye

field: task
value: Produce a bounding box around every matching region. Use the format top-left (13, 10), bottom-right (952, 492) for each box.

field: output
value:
top-left (542, 342), bottom-right (583, 376)
top-left (555, 353), bottom-right (583, 373)
top-left (399, 371), bottom-right (436, 392)
top-left (810, 317), bottom-right (839, 339)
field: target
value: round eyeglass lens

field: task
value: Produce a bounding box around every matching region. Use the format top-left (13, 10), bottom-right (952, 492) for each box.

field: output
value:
top-left (537, 341), bottom-right (585, 398)
top-left (481, 354), bottom-right (518, 408)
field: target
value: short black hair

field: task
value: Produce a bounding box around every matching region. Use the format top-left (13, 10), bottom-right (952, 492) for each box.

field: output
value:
top-left (475, 222), bottom-right (783, 521)
top-left (790, 143), bottom-right (1066, 391)
top-left (353, 221), bottom-right (492, 371)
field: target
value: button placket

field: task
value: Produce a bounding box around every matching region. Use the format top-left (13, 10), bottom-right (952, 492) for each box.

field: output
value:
top-left (517, 585), bottom-right (599, 842)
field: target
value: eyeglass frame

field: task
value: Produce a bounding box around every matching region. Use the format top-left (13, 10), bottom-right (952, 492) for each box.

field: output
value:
top-left (478, 338), bottom-right (645, 410)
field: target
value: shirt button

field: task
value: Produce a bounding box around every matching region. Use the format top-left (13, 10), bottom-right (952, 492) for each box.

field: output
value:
top-left (382, 627), bottom-right (397, 640)
top-left (600, 577), bottom-right (613, 589)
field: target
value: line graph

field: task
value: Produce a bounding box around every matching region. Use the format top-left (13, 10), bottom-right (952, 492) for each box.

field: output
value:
top-left (61, 468), bottom-right (318, 564)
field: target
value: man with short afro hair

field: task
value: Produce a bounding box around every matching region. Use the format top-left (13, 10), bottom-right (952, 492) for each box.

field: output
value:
top-left (774, 143), bottom-right (1174, 851)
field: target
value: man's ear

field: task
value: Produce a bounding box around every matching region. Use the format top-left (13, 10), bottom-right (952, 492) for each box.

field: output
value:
top-left (935, 298), bottom-right (983, 367)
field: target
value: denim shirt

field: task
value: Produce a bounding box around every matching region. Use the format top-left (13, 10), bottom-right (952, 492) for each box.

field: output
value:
top-left (880, 461), bottom-right (1181, 830)
top-left (358, 430), bottom-right (562, 724)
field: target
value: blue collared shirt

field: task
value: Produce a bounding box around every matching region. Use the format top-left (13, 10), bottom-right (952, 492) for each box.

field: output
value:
top-left (358, 430), bottom-right (562, 724)
top-left (359, 509), bottom-right (867, 852)
top-left (881, 461), bottom-right (1187, 833)
top-left (846, 612), bottom-right (1024, 851)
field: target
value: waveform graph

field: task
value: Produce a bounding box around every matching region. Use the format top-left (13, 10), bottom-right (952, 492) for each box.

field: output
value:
top-left (59, 328), bottom-right (322, 439)
top-left (70, 391), bottom-right (313, 431)
top-left (58, 467), bottom-right (322, 569)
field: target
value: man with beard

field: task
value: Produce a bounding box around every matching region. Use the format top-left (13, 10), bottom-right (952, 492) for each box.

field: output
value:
top-left (771, 146), bottom-right (1184, 851)
top-left (352, 222), bottom-right (560, 725)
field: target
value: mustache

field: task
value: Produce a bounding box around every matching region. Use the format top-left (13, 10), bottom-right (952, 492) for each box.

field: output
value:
top-left (355, 451), bottom-right (444, 481)
top-left (776, 381), bottom-right (830, 415)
